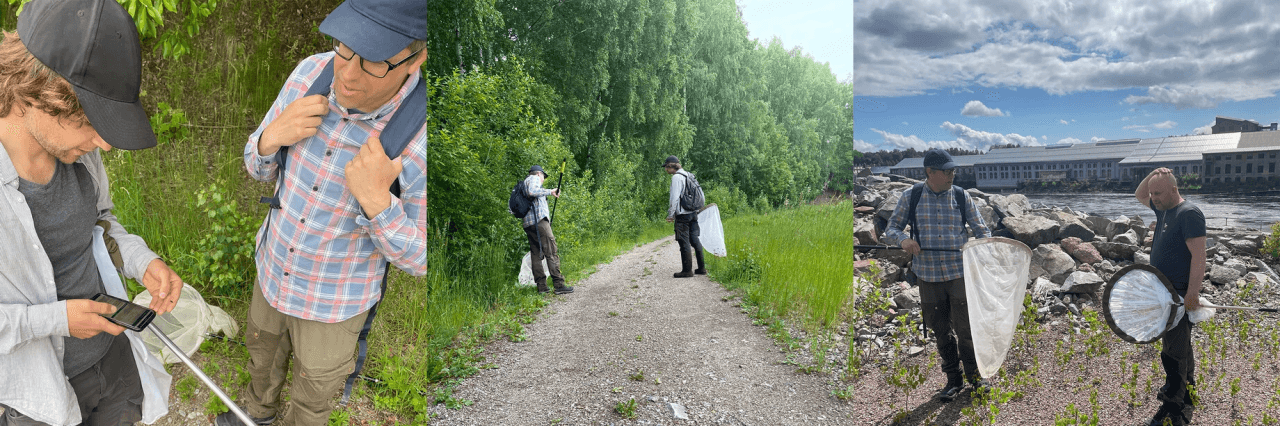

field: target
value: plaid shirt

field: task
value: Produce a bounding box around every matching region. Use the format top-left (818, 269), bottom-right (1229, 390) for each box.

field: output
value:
top-left (884, 184), bottom-right (989, 282)
top-left (522, 174), bottom-right (556, 228)
top-left (244, 52), bottom-right (427, 323)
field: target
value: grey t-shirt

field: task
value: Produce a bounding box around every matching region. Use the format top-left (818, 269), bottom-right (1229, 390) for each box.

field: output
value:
top-left (18, 161), bottom-right (110, 377)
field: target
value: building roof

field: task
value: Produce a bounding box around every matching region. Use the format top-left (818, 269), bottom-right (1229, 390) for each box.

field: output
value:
top-left (1118, 133), bottom-right (1241, 164)
top-left (1236, 130), bottom-right (1280, 149)
top-left (888, 154), bottom-right (982, 169)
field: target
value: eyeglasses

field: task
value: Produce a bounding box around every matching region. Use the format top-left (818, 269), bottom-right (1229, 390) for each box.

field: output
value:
top-left (332, 39), bottom-right (424, 78)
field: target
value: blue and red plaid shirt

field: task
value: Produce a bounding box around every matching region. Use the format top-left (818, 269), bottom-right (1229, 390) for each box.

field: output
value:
top-left (884, 184), bottom-right (989, 282)
top-left (244, 52), bottom-right (427, 323)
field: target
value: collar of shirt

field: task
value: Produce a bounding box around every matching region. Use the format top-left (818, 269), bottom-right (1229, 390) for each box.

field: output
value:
top-left (0, 144), bottom-right (16, 189)
top-left (326, 68), bottom-right (422, 132)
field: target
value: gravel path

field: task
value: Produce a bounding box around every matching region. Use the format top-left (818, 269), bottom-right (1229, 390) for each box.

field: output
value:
top-left (429, 236), bottom-right (852, 425)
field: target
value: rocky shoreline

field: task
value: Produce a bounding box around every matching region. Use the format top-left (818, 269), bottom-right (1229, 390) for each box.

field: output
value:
top-left (850, 179), bottom-right (1279, 357)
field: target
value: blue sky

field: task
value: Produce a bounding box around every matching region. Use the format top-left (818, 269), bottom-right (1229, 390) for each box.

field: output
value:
top-left (737, 0), bottom-right (853, 82)
top-left (854, 0), bottom-right (1280, 153)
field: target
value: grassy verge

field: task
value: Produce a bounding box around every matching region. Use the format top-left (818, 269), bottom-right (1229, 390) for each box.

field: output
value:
top-left (705, 199), bottom-right (855, 372)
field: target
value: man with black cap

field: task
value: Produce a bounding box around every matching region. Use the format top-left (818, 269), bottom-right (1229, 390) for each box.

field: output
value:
top-left (0, 0), bottom-right (184, 424)
top-left (663, 156), bottom-right (707, 278)
top-left (520, 164), bottom-right (572, 294)
top-left (884, 148), bottom-right (989, 402)
top-left (233, 0), bottom-right (427, 424)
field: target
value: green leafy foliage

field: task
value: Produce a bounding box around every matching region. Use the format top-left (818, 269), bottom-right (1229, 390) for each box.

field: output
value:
top-left (183, 184), bottom-right (256, 296)
top-left (5, 0), bottom-right (216, 59)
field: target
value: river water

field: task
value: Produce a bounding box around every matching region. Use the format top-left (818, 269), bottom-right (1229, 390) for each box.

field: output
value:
top-left (1020, 193), bottom-right (1280, 232)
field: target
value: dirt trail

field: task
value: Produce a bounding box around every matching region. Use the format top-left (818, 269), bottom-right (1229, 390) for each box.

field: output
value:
top-left (429, 236), bottom-right (852, 425)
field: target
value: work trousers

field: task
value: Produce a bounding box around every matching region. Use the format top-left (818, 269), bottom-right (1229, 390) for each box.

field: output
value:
top-left (0, 332), bottom-right (143, 426)
top-left (673, 213), bottom-right (703, 254)
top-left (524, 218), bottom-right (565, 287)
top-left (919, 277), bottom-right (978, 382)
top-left (244, 284), bottom-right (369, 426)
top-left (1159, 289), bottom-right (1197, 420)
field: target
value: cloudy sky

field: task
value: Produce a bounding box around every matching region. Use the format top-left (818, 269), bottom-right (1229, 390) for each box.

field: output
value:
top-left (738, 0), bottom-right (853, 82)
top-left (854, 0), bottom-right (1280, 153)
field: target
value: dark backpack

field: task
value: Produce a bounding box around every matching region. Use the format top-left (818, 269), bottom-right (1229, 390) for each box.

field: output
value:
top-left (906, 183), bottom-right (969, 243)
top-left (677, 170), bottom-right (705, 212)
top-left (509, 179), bottom-right (534, 218)
top-left (256, 56), bottom-right (426, 406)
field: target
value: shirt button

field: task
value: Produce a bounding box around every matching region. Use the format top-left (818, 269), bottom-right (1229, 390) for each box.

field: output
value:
top-left (300, 218), bottom-right (306, 224)
top-left (312, 186), bottom-right (319, 192)
top-left (289, 247), bottom-right (295, 253)
top-left (326, 150), bottom-right (333, 156)
top-left (284, 272), bottom-right (290, 277)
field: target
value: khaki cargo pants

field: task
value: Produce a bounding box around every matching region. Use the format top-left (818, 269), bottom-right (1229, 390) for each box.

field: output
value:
top-left (243, 284), bottom-right (368, 426)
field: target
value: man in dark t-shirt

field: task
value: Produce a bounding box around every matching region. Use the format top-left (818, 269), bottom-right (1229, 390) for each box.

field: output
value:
top-left (1134, 167), bottom-right (1207, 426)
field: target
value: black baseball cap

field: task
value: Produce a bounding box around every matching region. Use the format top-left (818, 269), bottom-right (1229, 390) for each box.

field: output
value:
top-left (662, 155), bottom-right (679, 167)
top-left (923, 148), bottom-right (957, 170)
top-left (529, 165), bottom-right (544, 174)
top-left (18, 0), bottom-right (156, 150)
top-left (320, 0), bottom-right (427, 63)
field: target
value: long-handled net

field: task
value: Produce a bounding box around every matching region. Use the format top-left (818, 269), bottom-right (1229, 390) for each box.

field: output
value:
top-left (1104, 264), bottom-right (1280, 344)
top-left (963, 237), bottom-right (1033, 379)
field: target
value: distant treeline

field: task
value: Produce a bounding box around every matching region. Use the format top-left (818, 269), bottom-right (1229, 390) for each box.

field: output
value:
top-left (854, 147), bottom-right (985, 167)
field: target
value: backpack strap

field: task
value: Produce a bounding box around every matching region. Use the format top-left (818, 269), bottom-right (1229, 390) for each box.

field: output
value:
top-left (260, 58), bottom-right (426, 208)
top-left (907, 183), bottom-right (923, 243)
top-left (340, 261), bottom-right (390, 406)
top-left (953, 186), bottom-right (968, 227)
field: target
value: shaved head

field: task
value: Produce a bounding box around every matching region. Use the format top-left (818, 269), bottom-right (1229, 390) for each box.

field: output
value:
top-left (1148, 171), bottom-right (1182, 210)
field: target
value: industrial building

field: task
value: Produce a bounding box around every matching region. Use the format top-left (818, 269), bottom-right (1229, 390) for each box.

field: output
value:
top-left (886, 117), bottom-right (1280, 190)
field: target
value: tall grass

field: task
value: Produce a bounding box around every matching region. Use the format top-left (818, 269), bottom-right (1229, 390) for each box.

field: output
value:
top-left (708, 199), bottom-right (855, 330)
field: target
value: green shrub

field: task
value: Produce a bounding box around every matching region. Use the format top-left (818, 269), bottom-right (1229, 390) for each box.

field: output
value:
top-left (184, 183), bottom-right (257, 296)
top-left (1263, 222), bottom-right (1280, 259)
top-left (5, 0), bottom-right (216, 59)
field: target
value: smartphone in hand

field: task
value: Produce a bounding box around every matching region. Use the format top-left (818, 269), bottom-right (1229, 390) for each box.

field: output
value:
top-left (90, 293), bottom-right (156, 332)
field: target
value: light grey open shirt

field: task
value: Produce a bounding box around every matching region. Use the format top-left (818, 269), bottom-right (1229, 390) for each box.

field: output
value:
top-left (0, 147), bottom-right (159, 426)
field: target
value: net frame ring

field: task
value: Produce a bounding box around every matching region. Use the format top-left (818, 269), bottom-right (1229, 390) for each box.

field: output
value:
top-left (1102, 263), bottom-right (1181, 344)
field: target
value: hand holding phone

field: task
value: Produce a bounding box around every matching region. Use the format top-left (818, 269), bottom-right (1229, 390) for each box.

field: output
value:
top-left (90, 293), bottom-right (156, 332)
top-left (67, 299), bottom-right (126, 338)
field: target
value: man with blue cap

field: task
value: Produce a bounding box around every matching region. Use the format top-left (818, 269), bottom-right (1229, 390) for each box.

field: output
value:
top-left (227, 0), bottom-right (426, 424)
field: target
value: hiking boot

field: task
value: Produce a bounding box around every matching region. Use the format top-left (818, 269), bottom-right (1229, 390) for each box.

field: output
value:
top-left (536, 284), bottom-right (549, 293)
top-left (213, 411), bottom-right (275, 426)
top-left (674, 248), bottom-right (694, 278)
top-left (693, 249), bottom-right (706, 275)
top-left (936, 376), bottom-right (964, 402)
top-left (554, 285), bottom-right (574, 295)
top-left (969, 379), bottom-right (992, 396)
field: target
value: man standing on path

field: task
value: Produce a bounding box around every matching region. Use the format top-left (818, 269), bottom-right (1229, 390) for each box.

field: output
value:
top-left (1134, 168), bottom-right (1205, 426)
top-left (231, 0), bottom-right (426, 424)
top-left (0, 1), bottom-right (184, 424)
top-left (664, 156), bottom-right (706, 278)
top-left (884, 148), bottom-right (989, 401)
top-left (522, 165), bottom-right (573, 294)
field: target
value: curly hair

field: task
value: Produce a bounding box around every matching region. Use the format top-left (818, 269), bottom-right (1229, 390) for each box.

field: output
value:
top-left (0, 31), bottom-right (89, 125)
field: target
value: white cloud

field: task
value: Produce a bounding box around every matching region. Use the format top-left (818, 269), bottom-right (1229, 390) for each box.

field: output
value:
top-left (1091, 136), bottom-right (1108, 142)
top-left (1059, 119), bottom-right (1069, 125)
top-left (940, 121), bottom-right (1042, 150)
top-left (870, 128), bottom-right (967, 151)
top-left (1123, 124), bottom-right (1152, 133)
top-left (902, 121), bottom-right (909, 125)
top-left (854, 139), bottom-right (877, 152)
top-left (961, 100), bottom-right (1007, 117)
top-left (854, 0), bottom-right (1280, 107)
top-left (1193, 121), bottom-right (1214, 135)
top-left (1058, 137), bottom-right (1083, 145)
top-left (1152, 120), bottom-right (1177, 129)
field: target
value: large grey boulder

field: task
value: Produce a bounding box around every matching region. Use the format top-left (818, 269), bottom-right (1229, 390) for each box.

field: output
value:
top-left (1082, 216), bottom-right (1112, 237)
top-left (1060, 271), bottom-right (1104, 295)
top-left (893, 287), bottom-right (921, 310)
top-left (1128, 216), bottom-right (1147, 243)
top-left (876, 191), bottom-right (902, 221)
top-left (965, 188), bottom-right (990, 203)
top-left (990, 194), bottom-right (1028, 218)
top-left (979, 205), bottom-right (1000, 231)
top-left (1112, 229), bottom-right (1139, 245)
top-left (1004, 215), bottom-right (1060, 247)
top-left (1047, 211), bottom-right (1096, 241)
top-left (1030, 244), bottom-right (1077, 283)
top-left (1222, 258), bottom-right (1250, 275)
top-left (1135, 252), bottom-right (1150, 265)
top-left (855, 220), bottom-right (879, 245)
top-left (1225, 239), bottom-right (1260, 256)
top-left (1209, 263), bottom-right (1244, 285)
top-left (1093, 241), bottom-right (1139, 261)
top-left (1030, 276), bottom-right (1058, 300)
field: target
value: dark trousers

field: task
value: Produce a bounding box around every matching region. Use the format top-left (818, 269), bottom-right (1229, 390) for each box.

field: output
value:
top-left (524, 218), bottom-right (565, 287)
top-left (1, 333), bottom-right (146, 426)
top-left (919, 277), bottom-right (978, 382)
top-left (674, 213), bottom-right (703, 254)
top-left (1159, 292), bottom-right (1197, 419)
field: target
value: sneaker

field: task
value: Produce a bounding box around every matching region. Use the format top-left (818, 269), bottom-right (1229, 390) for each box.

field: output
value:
top-left (213, 411), bottom-right (275, 426)
top-left (554, 286), bottom-right (574, 295)
top-left (936, 377), bottom-right (964, 402)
